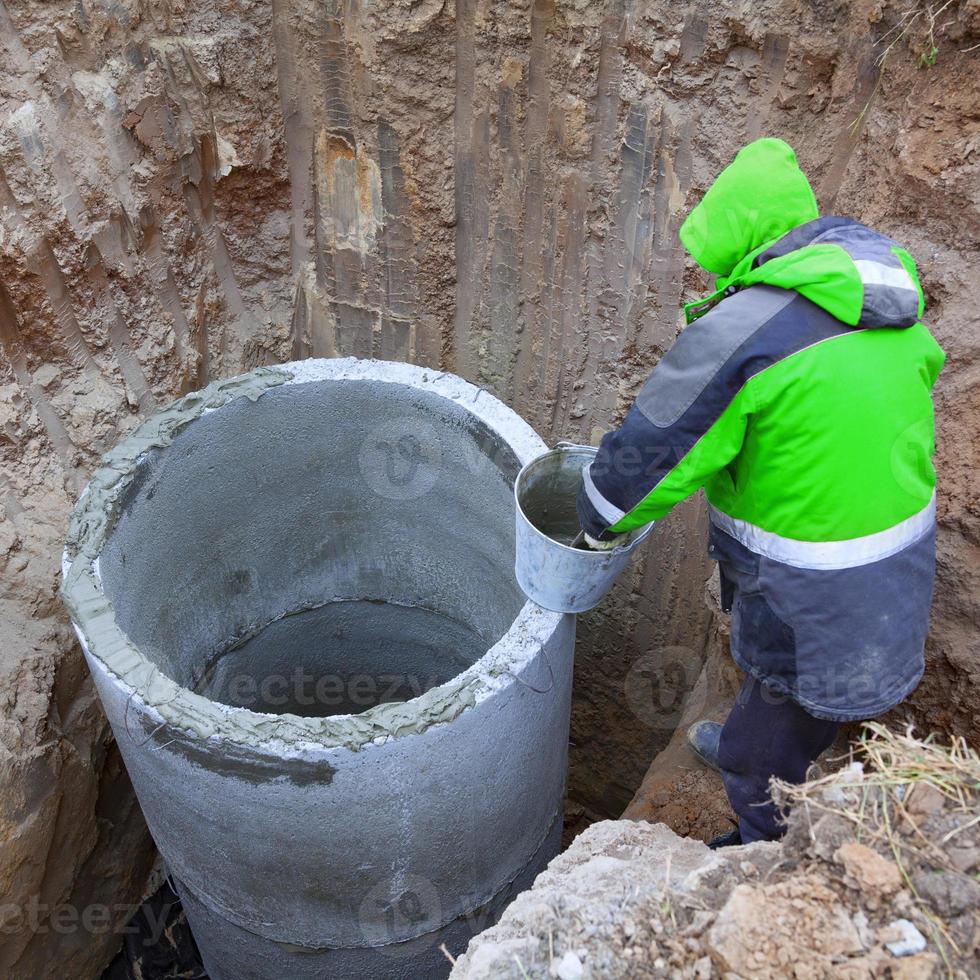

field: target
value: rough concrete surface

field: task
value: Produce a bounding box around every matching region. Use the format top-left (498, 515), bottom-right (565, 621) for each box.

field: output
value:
top-left (451, 755), bottom-right (980, 978)
top-left (0, 0), bottom-right (977, 975)
top-left (63, 360), bottom-right (573, 976)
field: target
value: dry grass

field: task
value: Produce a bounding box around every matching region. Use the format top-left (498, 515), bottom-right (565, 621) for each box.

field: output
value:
top-left (848, 0), bottom-right (959, 134)
top-left (776, 722), bottom-right (980, 840)
top-left (774, 722), bottom-right (980, 974)
top-left (860, 722), bottom-right (980, 818)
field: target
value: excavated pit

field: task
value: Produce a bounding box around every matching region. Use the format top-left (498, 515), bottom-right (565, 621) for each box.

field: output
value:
top-left (61, 359), bottom-right (575, 980)
top-left (3, 2), bottom-right (975, 976)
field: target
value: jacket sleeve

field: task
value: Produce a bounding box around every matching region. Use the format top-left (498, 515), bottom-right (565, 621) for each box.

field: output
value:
top-left (575, 394), bottom-right (751, 538)
top-left (576, 310), bottom-right (757, 540)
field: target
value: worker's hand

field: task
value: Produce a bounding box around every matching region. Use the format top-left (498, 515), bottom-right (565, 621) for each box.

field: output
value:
top-left (583, 531), bottom-right (626, 551)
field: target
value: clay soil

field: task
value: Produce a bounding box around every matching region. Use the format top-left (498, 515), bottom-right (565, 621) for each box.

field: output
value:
top-left (0, 0), bottom-right (977, 976)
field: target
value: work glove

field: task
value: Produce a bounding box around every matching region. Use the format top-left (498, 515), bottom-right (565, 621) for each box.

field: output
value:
top-left (583, 531), bottom-right (626, 551)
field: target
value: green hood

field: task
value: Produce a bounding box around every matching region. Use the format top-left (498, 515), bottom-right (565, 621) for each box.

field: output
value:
top-left (680, 138), bottom-right (819, 277)
top-left (680, 138), bottom-right (925, 329)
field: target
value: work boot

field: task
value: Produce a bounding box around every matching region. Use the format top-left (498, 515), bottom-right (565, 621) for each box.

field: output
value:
top-left (708, 828), bottom-right (742, 849)
top-left (686, 720), bottom-right (722, 771)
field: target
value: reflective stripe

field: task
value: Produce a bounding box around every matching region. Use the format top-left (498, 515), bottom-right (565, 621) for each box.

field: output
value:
top-left (853, 259), bottom-right (917, 293)
top-left (582, 465), bottom-right (626, 525)
top-left (708, 492), bottom-right (936, 570)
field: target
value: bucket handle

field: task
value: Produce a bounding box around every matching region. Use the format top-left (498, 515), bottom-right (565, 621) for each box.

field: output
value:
top-left (554, 441), bottom-right (656, 544)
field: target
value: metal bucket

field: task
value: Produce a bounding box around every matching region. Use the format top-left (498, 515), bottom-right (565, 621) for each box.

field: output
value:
top-left (514, 443), bottom-right (654, 613)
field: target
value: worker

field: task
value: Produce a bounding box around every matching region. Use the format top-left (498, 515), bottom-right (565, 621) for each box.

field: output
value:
top-left (576, 138), bottom-right (944, 848)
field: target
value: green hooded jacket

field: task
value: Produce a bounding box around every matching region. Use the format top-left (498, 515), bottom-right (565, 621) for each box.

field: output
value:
top-left (577, 137), bottom-right (944, 560)
top-left (576, 138), bottom-right (944, 720)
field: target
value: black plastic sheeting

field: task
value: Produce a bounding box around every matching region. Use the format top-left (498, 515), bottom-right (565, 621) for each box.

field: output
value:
top-left (102, 881), bottom-right (206, 980)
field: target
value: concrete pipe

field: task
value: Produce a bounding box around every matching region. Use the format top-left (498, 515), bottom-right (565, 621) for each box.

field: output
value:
top-left (61, 359), bottom-right (575, 979)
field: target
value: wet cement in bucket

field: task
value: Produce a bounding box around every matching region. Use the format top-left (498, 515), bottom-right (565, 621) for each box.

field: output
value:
top-left (517, 452), bottom-right (591, 547)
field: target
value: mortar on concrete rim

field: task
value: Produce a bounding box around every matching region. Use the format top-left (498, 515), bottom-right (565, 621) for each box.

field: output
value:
top-left (60, 358), bottom-right (575, 980)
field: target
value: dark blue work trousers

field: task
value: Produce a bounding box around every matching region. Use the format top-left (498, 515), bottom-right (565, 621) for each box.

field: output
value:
top-left (718, 676), bottom-right (839, 843)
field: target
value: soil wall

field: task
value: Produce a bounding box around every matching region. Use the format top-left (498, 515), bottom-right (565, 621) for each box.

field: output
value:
top-left (0, 0), bottom-right (976, 975)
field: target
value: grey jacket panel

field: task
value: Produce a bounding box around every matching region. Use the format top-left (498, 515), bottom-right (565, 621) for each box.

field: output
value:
top-left (634, 285), bottom-right (798, 428)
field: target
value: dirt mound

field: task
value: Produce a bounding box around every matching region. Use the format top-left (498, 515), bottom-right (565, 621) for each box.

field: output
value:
top-left (451, 726), bottom-right (980, 979)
